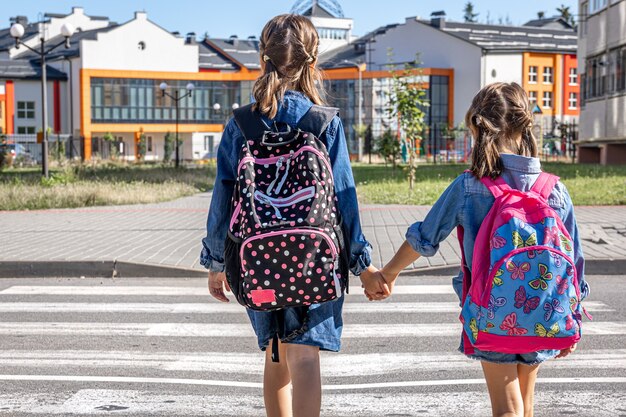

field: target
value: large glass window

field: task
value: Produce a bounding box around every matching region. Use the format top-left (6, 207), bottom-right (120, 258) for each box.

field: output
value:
top-left (90, 78), bottom-right (243, 124)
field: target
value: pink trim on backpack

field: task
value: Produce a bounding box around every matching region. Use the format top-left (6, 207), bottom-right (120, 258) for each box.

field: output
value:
top-left (474, 332), bottom-right (580, 354)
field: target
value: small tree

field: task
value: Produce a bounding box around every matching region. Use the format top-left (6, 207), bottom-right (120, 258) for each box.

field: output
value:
top-left (103, 132), bottom-right (118, 160)
top-left (537, 11), bottom-right (546, 19)
top-left (136, 133), bottom-right (147, 162)
top-left (164, 131), bottom-right (174, 164)
top-left (376, 129), bottom-right (401, 169)
top-left (387, 52), bottom-right (429, 191)
top-left (556, 4), bottom-right (575, 26)
top-left (463, 2), bottom-right (479, 23)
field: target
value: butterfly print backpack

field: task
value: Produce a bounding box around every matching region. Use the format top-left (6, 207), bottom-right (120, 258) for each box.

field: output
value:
top-left (223, 103), bottom-right (350, 312)
top-left (459, 172), bottom-right (590, 354)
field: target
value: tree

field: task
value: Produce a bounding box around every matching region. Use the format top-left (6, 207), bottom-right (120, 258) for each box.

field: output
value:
top-left (463, 2), bottom-right (479, 23)
top-left (537, 11), bottom-right (546, 19)
top-left (387, 52), bottom-right (429, 191)
top-left (556, 4), bottom-right (575, 26)
top-left (164, 131), bottom-right (174, 164)
top-left (376, 129), bottom-right (401, 169)
top-left (103, 132), bottom-right (119, 160)
top-left (136, 133), bottom-right (147, 162)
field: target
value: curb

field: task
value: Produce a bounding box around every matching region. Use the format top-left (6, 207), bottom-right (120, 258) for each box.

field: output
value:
top-left (0, 258), bottom-right (624, 279)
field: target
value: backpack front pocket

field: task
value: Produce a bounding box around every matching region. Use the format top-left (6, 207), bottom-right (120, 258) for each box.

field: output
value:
top-left (239, 229), bottom-right (341, 310)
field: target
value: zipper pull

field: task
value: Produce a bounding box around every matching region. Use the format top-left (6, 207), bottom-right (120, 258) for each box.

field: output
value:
top-left (266, 157), bottom-right (284, 196)
top-left (275, 156), bottom-right (291, 195)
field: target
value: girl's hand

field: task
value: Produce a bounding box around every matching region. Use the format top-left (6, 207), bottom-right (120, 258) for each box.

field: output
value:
top-left (555, 343), bottom-right (577, 358)
top-left (208, 271), bottom-right (231, 303)
top-left (360, 265), bottom-right (391, 301)
top-left (379, 267), bottom-right (399, 295)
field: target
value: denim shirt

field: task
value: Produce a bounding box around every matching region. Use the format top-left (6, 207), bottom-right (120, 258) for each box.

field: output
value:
top-left (200, 90), bottom-right (373, 275)
top-left (406, 153), bottom-right (589, 302)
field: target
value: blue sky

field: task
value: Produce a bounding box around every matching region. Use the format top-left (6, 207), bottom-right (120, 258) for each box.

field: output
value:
top-left (4, 0), bottom-right (579, 39)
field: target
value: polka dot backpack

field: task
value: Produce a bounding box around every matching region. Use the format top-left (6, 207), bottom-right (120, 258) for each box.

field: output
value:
top-left (223, 103), bottom-right (350, 311)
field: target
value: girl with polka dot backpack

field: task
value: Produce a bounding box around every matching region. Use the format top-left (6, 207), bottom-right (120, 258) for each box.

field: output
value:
top-left (202, 14), bottom-right (388, 417)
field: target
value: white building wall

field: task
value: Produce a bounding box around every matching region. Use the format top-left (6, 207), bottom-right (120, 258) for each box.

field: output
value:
top-left (369, 18), bottom-right (483, 127)
top-left (310, 16), bottom-right (353, 54)
top-left (80, 12), bottom-right (198, 72)
top-left (483, 54), bottom-right (523, 86)
top-left (12, 80), bottom-right (58, 134)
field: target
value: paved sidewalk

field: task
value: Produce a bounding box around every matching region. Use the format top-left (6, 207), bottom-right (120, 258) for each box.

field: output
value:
top-left (1, 193), bottom-right (626, 276)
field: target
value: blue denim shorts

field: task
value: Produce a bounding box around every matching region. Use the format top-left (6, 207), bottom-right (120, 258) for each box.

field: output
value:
top-left (459, 336), bottom-right (559, 366)
top-left (246, 295), bottom-right (344, 352)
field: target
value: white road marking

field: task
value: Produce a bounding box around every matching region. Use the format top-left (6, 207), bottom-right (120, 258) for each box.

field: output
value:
top-left (0, 284), bottom-right (455, 296)
top-left (1, 374), bottom-right (625, 390)
top-left (1, 350), bottom-right (625, 376)
top-left (0, 322), bottom-right (624, 337)
top-left (3, 389), bottom-right (624, 416)
top-left (0, 301), bottom-right (611, 314)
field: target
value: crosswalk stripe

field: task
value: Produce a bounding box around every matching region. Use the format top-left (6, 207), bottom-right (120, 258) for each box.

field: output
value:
top-left (1, 350), bottom-right (625, 375)
top-left (1, 374), bottom-right (625, 390)
top-left (1, 389), bottom-right (623, 417)
top-left (0, 300), bottom-right (611, 314)
top-left (0, 322), bottom-right (624, 337)
top-left (0, 284), bottom-right (455, 296)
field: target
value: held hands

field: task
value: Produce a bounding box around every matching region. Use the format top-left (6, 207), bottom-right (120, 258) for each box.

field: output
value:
top-left (208, 271), bottom-right (231, 303)
top-left (555, 343), bottom-right (577, 359)
top-left (360, 265), bottom-right (391, 301)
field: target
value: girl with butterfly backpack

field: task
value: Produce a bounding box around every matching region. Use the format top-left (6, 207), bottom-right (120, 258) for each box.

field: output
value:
top-left (375, 82), bottom-right (589, 417)
top-left (201, 14), bottom-right (388, 417)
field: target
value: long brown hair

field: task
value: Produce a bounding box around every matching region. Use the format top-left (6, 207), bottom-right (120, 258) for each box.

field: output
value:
top-left (466, 82), bottom-right (538, 179)
top-left (253, 14), bottom-right (325, 119)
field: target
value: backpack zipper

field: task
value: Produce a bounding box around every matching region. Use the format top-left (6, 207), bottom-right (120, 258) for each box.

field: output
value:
top-left (254, 186), bottom-right (316, 207)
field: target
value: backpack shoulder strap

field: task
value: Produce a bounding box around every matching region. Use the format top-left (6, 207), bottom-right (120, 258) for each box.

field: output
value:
top-left (530, 172), bottom-right (560, 200)
top-left (297, 105), bottom-right (339, 138)
top-left (480, 176), bottom-right (512, 198)
top-left (232, 103), bottom-right (270, 141)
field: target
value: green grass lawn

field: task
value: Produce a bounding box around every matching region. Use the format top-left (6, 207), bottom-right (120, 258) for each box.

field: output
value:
top-left (0, 163), bottom-right (216, 211)
top-left (1, 160), bottom-right (625, 211)
top-left (352, 162), bottom-right (626, 206)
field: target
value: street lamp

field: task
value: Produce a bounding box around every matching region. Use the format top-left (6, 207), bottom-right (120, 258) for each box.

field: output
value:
top-left (159, 82), bottom-right (194, 168)
top-left (10, 21), bottom-right (75, 178)
top-left (342, 60), bottom-right (365, 162)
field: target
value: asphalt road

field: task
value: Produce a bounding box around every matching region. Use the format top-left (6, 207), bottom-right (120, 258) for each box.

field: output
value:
top-left (0, 274), bottom-right (624, 416)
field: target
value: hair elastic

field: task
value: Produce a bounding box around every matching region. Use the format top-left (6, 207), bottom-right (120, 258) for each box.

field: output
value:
top-left (263, 54), bottom-right (271, 62)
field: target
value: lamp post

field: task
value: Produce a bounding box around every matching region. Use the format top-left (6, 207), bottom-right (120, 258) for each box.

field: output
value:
top-left (10, 21), bottom-right (75, 178)
top-left (342, 60), bottom-right (365, 161)
top-left (159, 82), bottom-right (194, 168)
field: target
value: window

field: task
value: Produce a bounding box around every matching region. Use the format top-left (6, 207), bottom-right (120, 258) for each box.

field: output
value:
top-left (17, 126), bottom-right (36, 134)
top-left (580, 1), bottom-right (588, 35)
top-left (528, 91), bottom-right (537, 105)
top-left (17, 101), bottom-right (35, 119)
top-left (569, 68), bottom-right (578, 85)
top-left (528, 66), bottom-right (538, 83)
top-left (568, 92), bottom-right (578, 109)
top-left (542, 91), bottom-right (552, 108)
top-left (147, 136), bottom-right (152, 152)
top-left (618, 46), bottom-right (626, 92)
top-left (590, 0), bottom-right (607, 13)
top-left (543, 67), bottom-right (553, 84)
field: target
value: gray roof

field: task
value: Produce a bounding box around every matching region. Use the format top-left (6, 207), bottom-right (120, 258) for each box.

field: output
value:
top-left (421, 19), bottom-right (578, 53)
top-left (44, 12), bottom-right (109, 21)
top-left (0, 59), bottom-right (67, 80)
top-left (198, 41), bottom-right (239, 71)
top-left (205, 38), bottom-right (260, 70)
top-left (12, 25), bottom-right (118, 61)
top-left (523, 16), bottom-right (574, 30)
top-left (319, 23), bottom-right (398, 69)
top-left (0, 24), bottom-right (41, 52)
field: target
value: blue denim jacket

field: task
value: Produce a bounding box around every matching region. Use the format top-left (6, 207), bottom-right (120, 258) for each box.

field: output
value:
top-left (200, 90), bottom-right (373, 275)
top-left (406, 153), bottom-right (589, 301)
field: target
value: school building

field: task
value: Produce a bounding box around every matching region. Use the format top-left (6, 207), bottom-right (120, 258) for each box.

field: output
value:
top-left (0, 1), bottom-right (581, 161)
top-left (577, 0), bottom-right (626, 164)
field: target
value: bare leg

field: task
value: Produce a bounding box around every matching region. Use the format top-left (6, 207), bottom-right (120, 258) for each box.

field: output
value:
top-left (285, 344), bottom-right (321, 417)
top-left (481, 361), bottom-right (524, 417)
top-left (518, 364), bottom-right (540, 417)
top-left (264, 340), bottom-right (292, 417)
